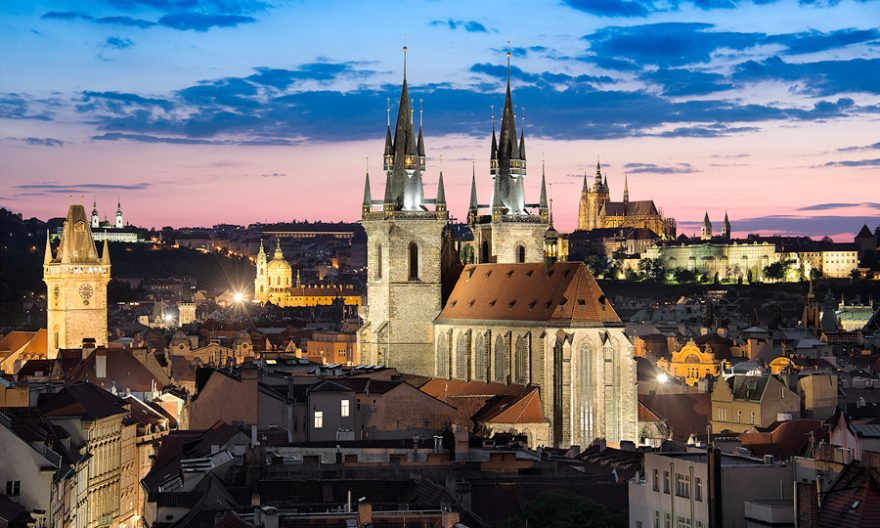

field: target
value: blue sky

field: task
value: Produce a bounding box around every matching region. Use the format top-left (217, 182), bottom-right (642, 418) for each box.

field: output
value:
top-left (1, 0), bottom-right (878, 236)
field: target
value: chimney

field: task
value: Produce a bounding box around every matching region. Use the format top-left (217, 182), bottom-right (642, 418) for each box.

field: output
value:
top-left (357, 502), bottom-right (372, 526)
top-left (708, 447), bottom-right (723, 528)
top-left (454, 427), bottom-right (469, 461)
top-left (795, 480), bottom-right (818, 528)
top-left (442, 510), bottom-right (461, 528)
top-left (95, 350), bottom-right (107, 379)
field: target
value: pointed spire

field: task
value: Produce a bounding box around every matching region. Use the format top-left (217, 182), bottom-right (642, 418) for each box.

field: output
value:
top-left (102, 235), bottom-right (110, 265)
top-left (362, 158), bottom-right (372, 211)
top-left (582, 170), bottom-right (590, 194)
top-left (417, 99), bottom-right (425, 162)
top-left (490, 105), bottom-right (498, 161)
top-left (258, 238), bottom-right (265, 258)
top-left (499, 49), bottom-right (520, 163)
top-left (539, 161), bottom-right (548, 210)
top-left (274, 238), bottom-right (284, 259)
top-left (594, 158), bottom-right (603, 188)
top-left (469, 161), bottom-right (478, 212)
top-left (383, 97), bottom-right (392, 160)
top-left (623, 174), bottom-right (629, 203)
top-left (519, 111), bottom-right (526, 161)
top-left (43, 230), bottom-right (53, 265)
top-left (436, 170), bottom-right (446, 211)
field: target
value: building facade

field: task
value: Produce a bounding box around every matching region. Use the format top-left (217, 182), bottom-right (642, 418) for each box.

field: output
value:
top-left (44, 203), bottom-right (111, 354)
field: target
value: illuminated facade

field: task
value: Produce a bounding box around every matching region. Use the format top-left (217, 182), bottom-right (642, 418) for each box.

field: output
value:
top-left (657, 340), bottom-right (723, 386)
top-left (254, 240), bottom-right (361, 307)
top-left (44, 202), bottom-right (112, 353)
top-left (577, 165), bottom-right (676, 240)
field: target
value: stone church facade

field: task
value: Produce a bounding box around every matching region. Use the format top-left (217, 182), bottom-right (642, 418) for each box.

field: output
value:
top-left (359, 52), bottom-right (638, 448)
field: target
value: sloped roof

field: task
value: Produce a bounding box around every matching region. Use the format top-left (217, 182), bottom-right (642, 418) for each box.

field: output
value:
top-left (0, 331), bottom-right (36, 353)
top-left (729, 375), bottom-right (770, 402)
top-left (603, 199), bottom-right (659, 217)
top-left (39, 382), bottom-right (127, 420)
top-left (817, 462), bottom-right (880, 528)
top-left (639, 393), bottom-right (711, 442)
top-left (66, 348), bottom-right (168, 392)
top-left (740, 419), bottom-right (826, 458)
top-left (475, 387), bottom-right (545, 424)
top-left (438, 262), bottom-right (620, 324)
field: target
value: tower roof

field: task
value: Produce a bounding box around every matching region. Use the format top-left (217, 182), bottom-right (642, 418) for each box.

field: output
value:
top-left (497, 54), bottom-right (521, 166)
top-left (469, 163), bottom-right (478, 211)
top-left (490, 107), bottom-right (498, 160)
top-left (362, 166), bottom-right (372, 207)
top-left (539, 161), bottom-right (548, 210)
top-left (56, 203), bottom-right (102, 265)
top-left (436, 171), bottom-right (446, 207)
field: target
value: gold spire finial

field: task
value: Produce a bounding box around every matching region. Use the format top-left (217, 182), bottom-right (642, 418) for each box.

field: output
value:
top-left (506, 40), bottom-right (512, 84)
top-left (403, 34), bottom-right (408, 80)
top-left (386, 97), bottom-right (390, 126)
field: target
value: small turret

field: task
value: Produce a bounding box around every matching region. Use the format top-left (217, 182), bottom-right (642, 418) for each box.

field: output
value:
top-left (539, 160), bottom-right (549, 221)
top-left (544, 203), bottom-right (559, 270)
top-left (362, 160), bottom-right (373, 217)
top-left (383, 98), bottom-right (393, 171)
top-left (435, 171), bottom-right (447, 213)
top-left (490, 106), bottom-right (498, 174)
top-left (417, 99), bottom-right (426, 171)
top-left (623, 174), bottom-right (629, 204)
top-left (101, 236), bottom-right (111, 265)
top-left (91, 198), bottom-right (100, 229)
top-left (468, 162), bottom-right (479, 224)
top-left (115, 199), bottom-right (123, 229)
top-left (43, 230), bottom-right (53, 266)
top-left (492, 173), bottom-right (504, 222)
top-left (519, 113), bottom-right (526, 162)
top-left (722, 211), bottom-right (731, 240)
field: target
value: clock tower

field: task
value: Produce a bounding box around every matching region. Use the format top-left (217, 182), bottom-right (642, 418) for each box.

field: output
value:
top-left (44, 201), bottom-right (111, 354)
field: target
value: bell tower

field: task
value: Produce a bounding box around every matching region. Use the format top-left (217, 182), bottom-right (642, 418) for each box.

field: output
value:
top-left (44, 201), bottom-right (111, 354)
top-left (358, 46), bottom-right (449, 376)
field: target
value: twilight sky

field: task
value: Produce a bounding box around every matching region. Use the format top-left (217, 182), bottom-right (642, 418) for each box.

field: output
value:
top-left (1, 0), bottom-right (878, 238)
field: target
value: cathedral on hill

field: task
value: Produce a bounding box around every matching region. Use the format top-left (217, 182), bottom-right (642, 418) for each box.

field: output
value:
top-left (357, 50), bottom-right (637, 448)
top-left (578, 163), bottom-right (676, 240)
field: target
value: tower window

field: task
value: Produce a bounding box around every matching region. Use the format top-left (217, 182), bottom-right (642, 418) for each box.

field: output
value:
top-left (409, 242), bottom-right (419, 280)
top-left (376, 244), bottom-right (383, 279)
top-left (481, 241), bottom-right (490, 263)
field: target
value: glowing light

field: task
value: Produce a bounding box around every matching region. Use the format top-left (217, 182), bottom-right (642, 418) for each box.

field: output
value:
top-left (163, 313), bottom-right (173, 323)
top-left (233, 292), bottom-right (244, 303)
top-left (657, 373), bottom-right (669, 383)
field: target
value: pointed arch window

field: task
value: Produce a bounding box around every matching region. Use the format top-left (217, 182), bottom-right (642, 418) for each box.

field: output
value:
top-left (516, 244), bottom-right (526, 263)
top-left (494, 336), bottom-right (508, 383)
top-left (409, 242), bottom-right (419, 281)
top-left (475, 332), bottom-right (489, 381)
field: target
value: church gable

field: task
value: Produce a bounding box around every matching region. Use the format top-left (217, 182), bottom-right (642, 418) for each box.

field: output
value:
top-left (437, 262), bottom-right (620, 324)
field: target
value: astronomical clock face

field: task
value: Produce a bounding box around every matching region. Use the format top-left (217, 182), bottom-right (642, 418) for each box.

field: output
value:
top-left (78, 283), bottom-right (94, 305)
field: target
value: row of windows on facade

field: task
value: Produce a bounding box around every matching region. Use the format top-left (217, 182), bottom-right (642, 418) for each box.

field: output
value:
top-left (651, 469), bottom-right (704, 502)
top-left (312, 399), bottom-right (351, 429)
top-left (436, 332), bottom-right (616, 383)
top-left (373, 241), bottom-right (530, 281)
top-left (716, 408), bottom-right (757, 424)
top-left (636, 514), bottom-right (704, 528)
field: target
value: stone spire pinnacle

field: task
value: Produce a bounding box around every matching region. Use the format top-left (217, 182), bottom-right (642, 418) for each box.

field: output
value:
top-left (469, 160), bottom-right (478, 212)
top-left (362, 158), bottom-right (372, 213)
top-left (539, 160), bottom-right (548, 210)
top-left (101, 235), bottom-right (111, 265)
top-left (582, 170), bottom-right (590, 194)
top-left (490, 105), bottom-right (497, 162)
top-left (436, 170), bottom-right (446, 212)
top-left (623, 173), bottom-right (629, 204)
top-left (594, 158), bottom-right (603, 189)
top-left (519, 111), bottom-right (526, 161)
top-left (43, 230), bottom-right (53, 265)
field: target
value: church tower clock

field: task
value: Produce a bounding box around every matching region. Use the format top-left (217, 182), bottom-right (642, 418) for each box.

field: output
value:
top-left (43, 201), bottom-right (111, 354)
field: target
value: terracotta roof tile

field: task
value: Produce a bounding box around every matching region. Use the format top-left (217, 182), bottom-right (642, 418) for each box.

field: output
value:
top-left (438, 262), bottom-right (620, 324)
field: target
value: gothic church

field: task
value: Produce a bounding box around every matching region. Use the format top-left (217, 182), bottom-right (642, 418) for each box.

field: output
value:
top-left (358, 51), bottom-right (638, 448)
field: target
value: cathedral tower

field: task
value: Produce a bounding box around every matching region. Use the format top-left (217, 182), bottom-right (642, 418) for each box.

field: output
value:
top-left (469, 51), bottom-right (548, 264)
top-left (44, 202), bottom-right (111, 354)
top-left (721, 211), bottom-right (731, 240)
top-left (701, 212), bottom-right (713, 240)
top-left (358, 47), bottom-right (449, 376)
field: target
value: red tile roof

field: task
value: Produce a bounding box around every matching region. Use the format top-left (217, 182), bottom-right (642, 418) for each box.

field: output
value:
top-left (438, 262), bottom-right (620, 324)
